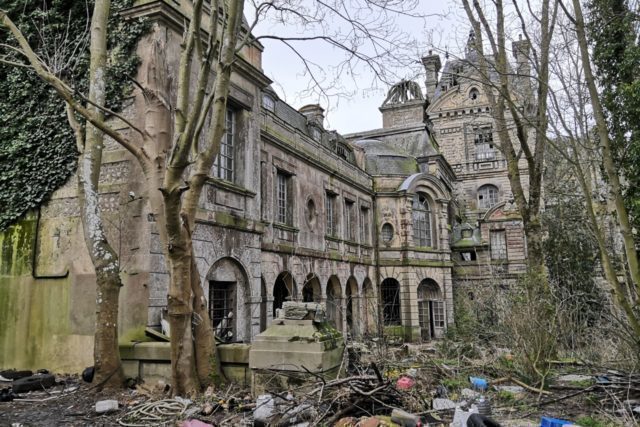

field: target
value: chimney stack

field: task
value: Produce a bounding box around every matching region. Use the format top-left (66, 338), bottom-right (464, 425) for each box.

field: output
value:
top-left (421, 51), bottom-right (441, 102)
top-left (299, 104), bottom-right (325, 128)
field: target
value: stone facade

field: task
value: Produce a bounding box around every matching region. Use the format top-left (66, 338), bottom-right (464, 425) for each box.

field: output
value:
top-left (0, 2), bottom-right (531, 372)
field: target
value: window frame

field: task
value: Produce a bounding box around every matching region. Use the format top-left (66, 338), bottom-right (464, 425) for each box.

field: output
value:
top-left (490, 229), bottom-right (508, 260)
top-left (213, 108), bottom-right (236, 182)
top-left (325, 192), bottom-right (338, 237)
top-left (275, 171), bottom-right (291, 225)
top-left (478, 184), bottom-right (499, 210)
top-left (360, 206), bottom-right (370, 244)
top-left (412, 194), bottom-right (433, 248)
top-left (474, 125), bottom-right (496, 161)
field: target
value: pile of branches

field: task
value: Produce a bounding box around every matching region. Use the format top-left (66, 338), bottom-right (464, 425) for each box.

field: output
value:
top-left (261, 363), bottom-right (406, 426)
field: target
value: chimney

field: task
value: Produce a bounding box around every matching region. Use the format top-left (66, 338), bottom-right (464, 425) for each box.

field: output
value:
top-left (299, 104), bottom-right (325, 128)
top-left (512, 35), bottom-right (531, 76)
top-left (421, 51), bottom-right (441, 102)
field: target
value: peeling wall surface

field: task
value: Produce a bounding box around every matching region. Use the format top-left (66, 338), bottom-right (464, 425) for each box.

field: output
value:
top-left (0, 1), bottom-right (531, 372)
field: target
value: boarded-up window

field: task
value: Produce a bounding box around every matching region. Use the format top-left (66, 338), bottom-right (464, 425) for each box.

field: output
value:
top-left (490, 230), bottom-right (507, 260)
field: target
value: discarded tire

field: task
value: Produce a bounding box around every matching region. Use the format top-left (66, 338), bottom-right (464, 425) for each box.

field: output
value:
top-left (12, 374), bottom-right (56, 393)
top-left (0, 369), bottom-right (33, 380)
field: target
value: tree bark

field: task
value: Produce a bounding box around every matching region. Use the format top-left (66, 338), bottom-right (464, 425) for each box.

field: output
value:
top-left (570, 0), bottom-right (640, 300)
top-left (78, 0), bottom-right (124, 389)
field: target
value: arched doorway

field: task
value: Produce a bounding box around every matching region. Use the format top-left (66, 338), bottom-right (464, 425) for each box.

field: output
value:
top-left (326, 275), bottom-right (343, 331)
top-left (273, 272), bottom-right (296, 318)
top-left (381, 278), bottom-right (401, 326)
top-left (206, 258), bottom-right (249, 342)
top-left (417, 279), bottom-right (445, 340)
top-left (346, 277), bottom-right (360, 338)
top-left (302, 273), bottom-right (321, 303)
top-left (362, 278), bottom-right (377, 336)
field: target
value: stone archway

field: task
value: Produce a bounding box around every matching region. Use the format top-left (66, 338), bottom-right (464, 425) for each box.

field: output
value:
top-left (206, 257), bottom-right (250, 342)
top-left (380, 278), bottom-right (401, 326)
top-left (260, 277), bottom-right (267, 332)
top-left (417, 279), bottom-right (445, 340)
top-left (302, 273), bottom-right (321, 302)
top-left (273, 271), bottom-right (297, 318)
top-left (346, 276), bottom-right (360, 338)
top-left (362, 278), bottom-right (377, 336)
top-left (326, 275), bottom-right (343, 332)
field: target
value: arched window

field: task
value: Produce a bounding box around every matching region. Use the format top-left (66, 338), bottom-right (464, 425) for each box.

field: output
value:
top-left (478, 184), bottom-right (499, 209)
top-left (413, 194), bottom-right (433, 247)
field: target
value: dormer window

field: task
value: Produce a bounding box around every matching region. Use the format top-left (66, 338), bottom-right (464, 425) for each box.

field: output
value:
top-left (262, 94), bottom-right (275, 111)
top-left (310, 126), bottom-right (321, 141)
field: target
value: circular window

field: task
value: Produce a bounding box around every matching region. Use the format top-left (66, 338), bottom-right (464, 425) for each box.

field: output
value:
top-left (306, 199), bottom-right (316, 226)
top-left (469, 87), bottom-right (479, 101)
top-left (381, 223), bottom-right (394, 243)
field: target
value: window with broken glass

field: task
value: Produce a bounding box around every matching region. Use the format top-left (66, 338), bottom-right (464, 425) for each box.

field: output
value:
top-left (478, 184), bottom-right (499, 209)
top-left (474, 125), bottom-right (496, 161)
top-left (209, 281), bottom-right (236, 342)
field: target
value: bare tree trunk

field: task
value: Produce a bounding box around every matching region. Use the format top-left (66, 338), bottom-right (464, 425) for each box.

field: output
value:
top-left (570, 0), bottom-right (640, 299)
top-left (77, 0), bottom-right (124, 389)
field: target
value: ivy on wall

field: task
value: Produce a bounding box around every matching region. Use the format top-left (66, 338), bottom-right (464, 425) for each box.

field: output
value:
top-left (0, 0), bottom-right (146, 230)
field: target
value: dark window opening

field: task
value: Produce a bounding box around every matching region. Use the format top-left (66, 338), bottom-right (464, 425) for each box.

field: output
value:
top-left (273, 276), bottom-right (291, 317)
top-left (461, 251), bottom-right (477, 261)
top-left (381, 278), bottom-right (401, 326)
top-left (209, 280), bottom-right (236, 342)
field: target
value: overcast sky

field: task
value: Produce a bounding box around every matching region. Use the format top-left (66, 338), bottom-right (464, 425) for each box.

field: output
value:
top-left (252, 1), bottom-right (466, 135)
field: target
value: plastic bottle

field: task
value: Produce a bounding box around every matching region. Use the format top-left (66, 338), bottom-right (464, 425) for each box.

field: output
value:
top-left (477, 396), bottom-right (492, 416)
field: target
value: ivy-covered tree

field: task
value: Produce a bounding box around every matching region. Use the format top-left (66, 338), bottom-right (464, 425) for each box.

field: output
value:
top-left (0, 0), bottom-right (145, 388)
top-left (587, 0), bottom-right (640, 243)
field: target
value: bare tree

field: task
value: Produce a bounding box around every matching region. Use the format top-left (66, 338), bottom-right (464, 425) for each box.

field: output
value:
top-left (1, 0), bottom-right (429, 394)
top-left (545, 1), bottom-right (640, 345)
top-left (460, 0), bottom-right (559, 290)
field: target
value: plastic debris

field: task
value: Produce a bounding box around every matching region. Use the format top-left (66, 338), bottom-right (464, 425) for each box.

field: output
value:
top-left (396, 375), bottom-right (416, 390)
top-left (432, 398), bottom-right (457, 410)
top-left (540, 416), bottom-right (573, 427)
top-left (95, 399), bottom-right (119, 414)
top-left (469, 376), bottom-right (488, 391)
top-left (254, 394), bottom-right (275, 427)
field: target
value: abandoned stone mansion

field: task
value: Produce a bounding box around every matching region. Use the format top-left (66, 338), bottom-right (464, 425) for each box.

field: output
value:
top-left (0, 2), bottom-right (531, 373)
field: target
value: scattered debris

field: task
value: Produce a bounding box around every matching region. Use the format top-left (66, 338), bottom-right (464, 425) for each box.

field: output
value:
top-left (469, 376), bottom-right (488, 391)
top-left (82, 366), bottom-right (94, 383)
top-left (0, 370), bottom-right (33, 381)
top-left (11, 374), bottom-right (55, 393)
top-left (95, 399), bottom-right (119, 414)
top-left (432, 397), bottom-right (457, 410)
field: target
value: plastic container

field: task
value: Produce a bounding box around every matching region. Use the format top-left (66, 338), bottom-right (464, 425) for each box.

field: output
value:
top-left (469, 376), bottom-right (488, 391)
top-left (477, 396), bottom-right (491, 416)
top-left (540, 416), bottom-right (573, 427)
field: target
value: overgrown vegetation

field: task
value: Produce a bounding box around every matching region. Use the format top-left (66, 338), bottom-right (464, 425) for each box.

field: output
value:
top-left (587, 0), bottom-right (640, 241)
top-left (0, 0), bottom-right (145, 230)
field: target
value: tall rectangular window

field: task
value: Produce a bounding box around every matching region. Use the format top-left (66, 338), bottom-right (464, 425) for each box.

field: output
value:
top-left (325, 193), bottom-right (337, 236)
top-left (345, 200), bottom-right (356, 241)
top-left (490, 230), bottom-right (507, 260)
top-left (276, 172), bottom-right (289, 224)
top-left (213, 108), bottom-right (235, 181)
top-left (360, 207), bottom-right (370, 244)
